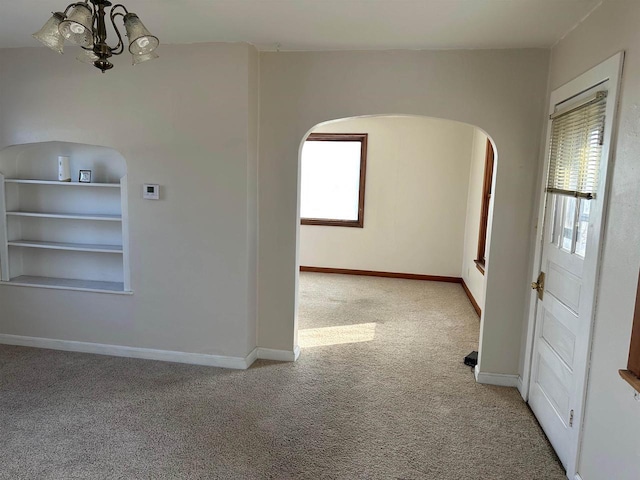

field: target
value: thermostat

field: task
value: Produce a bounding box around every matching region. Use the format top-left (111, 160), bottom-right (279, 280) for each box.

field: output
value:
top-left (143, 184), bottom-right (160, 200)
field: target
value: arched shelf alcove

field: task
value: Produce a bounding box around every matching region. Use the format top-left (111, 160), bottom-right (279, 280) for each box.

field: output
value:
top-left (0, 141), bottom-right (131, 294)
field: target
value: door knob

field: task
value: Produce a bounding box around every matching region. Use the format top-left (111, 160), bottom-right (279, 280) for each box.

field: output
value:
top-left (531, 272), bottom-right (545, 300)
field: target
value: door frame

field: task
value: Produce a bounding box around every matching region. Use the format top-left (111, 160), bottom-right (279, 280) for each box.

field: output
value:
top-left (520, 52), bottom-right (624, 479)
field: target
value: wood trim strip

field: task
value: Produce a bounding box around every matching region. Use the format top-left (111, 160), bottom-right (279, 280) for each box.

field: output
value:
top-left (476, 139), bottom-right (494, 266)
top-left (619, 369), bottom-right (640, 393)
top-left (299, 266), bottom-right (461, 283)
top-left (461, 279), bottom-right (482, 317)
top-left (474, 259), bottom-right (485, 275)
top-left (306, 133), bottom-right (366, 142)
top-left (626, 270), bottom-right (640, 377)
top-left (301, 218), bottom-right (363, 228)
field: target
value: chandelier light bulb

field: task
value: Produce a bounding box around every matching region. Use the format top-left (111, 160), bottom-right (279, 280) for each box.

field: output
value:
top-left (70, 24), bottom-right (86, 35)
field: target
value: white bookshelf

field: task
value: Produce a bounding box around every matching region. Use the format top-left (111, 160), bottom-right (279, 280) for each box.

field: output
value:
top-left (0, 172), bottom-right (131, 294)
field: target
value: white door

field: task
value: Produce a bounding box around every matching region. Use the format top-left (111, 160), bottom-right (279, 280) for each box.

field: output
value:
top-left (527, 53), bottom-right (623, 476)
top-left (529, 192), bottom-right (592, 468)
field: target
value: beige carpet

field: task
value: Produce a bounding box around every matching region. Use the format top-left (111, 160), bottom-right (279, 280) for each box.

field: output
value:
top-left (0, 273), bottom-right (565, 479)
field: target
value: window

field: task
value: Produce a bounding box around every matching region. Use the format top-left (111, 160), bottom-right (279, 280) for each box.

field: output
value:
top-left (475, 139), bottom-right (494, 274)
top-left (300, 133), bottom-right (367, 228)
top-left (620, 270), bottom-right (640, 392)
top-left (543, 91), bottom-right (607, 263)
top-left (547, 91), bottom-right (606, 199)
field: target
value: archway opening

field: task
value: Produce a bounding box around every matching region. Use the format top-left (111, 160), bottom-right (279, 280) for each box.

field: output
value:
top-left (294, 115), bottom-right (497, 364)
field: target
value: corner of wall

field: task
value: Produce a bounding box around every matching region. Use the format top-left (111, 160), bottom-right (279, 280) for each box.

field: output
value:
top-left (247, 43), bottom-right (261, 353)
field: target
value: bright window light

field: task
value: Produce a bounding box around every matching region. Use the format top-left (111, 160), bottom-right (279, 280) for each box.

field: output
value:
top-left (298, 323), bottom-right (377, 348)
top-left (300, 134), bottom-right (367, 227)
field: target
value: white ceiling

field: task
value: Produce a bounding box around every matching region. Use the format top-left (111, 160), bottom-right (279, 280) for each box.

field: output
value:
top-left (2, 0), bottom-right (602, 51)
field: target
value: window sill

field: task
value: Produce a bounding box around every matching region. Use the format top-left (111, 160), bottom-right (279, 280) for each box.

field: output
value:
top-left (301, 218), bottom-right (364, 228)
top-left (474, 259), bottom-right (485, 275)
top-left (619, 369), bottom-right (640, 393)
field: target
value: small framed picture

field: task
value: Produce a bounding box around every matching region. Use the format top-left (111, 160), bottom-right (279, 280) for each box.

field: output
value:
top-left (79, 170), bottom-right (92, 183)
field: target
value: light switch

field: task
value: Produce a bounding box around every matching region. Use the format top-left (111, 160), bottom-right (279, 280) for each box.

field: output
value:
top-left (143, 184), bottom-right (160, 200)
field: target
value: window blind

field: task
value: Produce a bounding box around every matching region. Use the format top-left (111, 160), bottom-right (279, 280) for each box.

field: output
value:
top-left (547, 91), bottom-right (608, 199)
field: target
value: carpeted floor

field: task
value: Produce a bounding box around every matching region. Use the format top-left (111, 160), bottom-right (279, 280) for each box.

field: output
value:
top-left (0, 273), bottom-right (565, 479)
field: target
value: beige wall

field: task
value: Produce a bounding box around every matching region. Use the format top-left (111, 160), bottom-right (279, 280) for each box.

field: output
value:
top-left (546, 1), bottom-right (640, 478)
top-left (0, 43), bottom-right (259, 360)
top-left (300, 116), bottom-right (475, 277)
top-left (461, 129), bottom-right (489, 310)
top-left (0, 43), bottom-right (551, 381)
top-left (258, 49), bottom-right (550, 376)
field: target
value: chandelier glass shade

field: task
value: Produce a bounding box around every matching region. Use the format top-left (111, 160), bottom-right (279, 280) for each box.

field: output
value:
top-left (33, 0), bottom-right (159, 72)
top-left (124, 14), bottom-right (159, 55)
top-left (132, 51), bottom-right (159, 66)
top-left (59, 4), bottom-right (94, 48)
top-left (76, 49), bottom-right (100, 64)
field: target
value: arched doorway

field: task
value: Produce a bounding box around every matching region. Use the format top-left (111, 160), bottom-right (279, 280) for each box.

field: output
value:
top-left (294, 115), bottom-right (496, 361)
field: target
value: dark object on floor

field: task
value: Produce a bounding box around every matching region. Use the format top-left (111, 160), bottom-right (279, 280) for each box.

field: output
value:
top-left (464, 350), bottom-right (478, 367)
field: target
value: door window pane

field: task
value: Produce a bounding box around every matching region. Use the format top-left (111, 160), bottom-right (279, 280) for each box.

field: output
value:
top-left (575, 199), bottom-right (591, 258)
top-left (561, 196), bottom-right (577, 252)
top-left (550, 194), bottom-right (590, 257)
top-left (551, 195), bottom-right (562, 246)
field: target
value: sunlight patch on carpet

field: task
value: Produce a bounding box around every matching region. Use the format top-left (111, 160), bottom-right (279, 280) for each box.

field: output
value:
top-left (298, 322), bottom-right (377, 347)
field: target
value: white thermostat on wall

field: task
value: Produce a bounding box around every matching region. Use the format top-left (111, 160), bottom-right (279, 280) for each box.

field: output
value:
top-left (143, 184), bottom-right (160, 200)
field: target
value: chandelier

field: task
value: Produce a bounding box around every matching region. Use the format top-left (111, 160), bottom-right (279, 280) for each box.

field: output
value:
top-left (33, 0), bottom-right (159, 72)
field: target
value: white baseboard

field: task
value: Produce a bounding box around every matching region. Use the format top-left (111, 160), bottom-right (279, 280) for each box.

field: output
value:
top-left (517, 376), bottom-right (526, 399)
top-left (257, 345), bottom-right (301, 362)
top-left (474, 365), bottom-right (520, 387)
top-left (0, 334), bottom-right (256, 370)
top-left (574, 474), bottom-right (583, 480)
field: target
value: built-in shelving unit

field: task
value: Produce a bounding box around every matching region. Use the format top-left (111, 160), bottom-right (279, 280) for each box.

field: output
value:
top-left (0, 143), bottom-right (131, 294)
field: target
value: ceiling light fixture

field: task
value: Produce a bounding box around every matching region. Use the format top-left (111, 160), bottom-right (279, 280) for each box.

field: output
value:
top-left (33, 0), bottom-right (159, 73)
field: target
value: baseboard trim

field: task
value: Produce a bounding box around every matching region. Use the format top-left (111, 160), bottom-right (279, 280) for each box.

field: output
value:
top-left (517, 375), bottom-right (527, 400)
top-left (257, 346), bottom-right (301, 362)
top-left (574, 474), bottom-right (584, 480)
top-left (300, 266), bottom-right (461, 283)
top-left (461, 279), bottom-right (481, 317)
top-left (0, 334), bottom-right (257, 370)
top-left (474, 365), bottom-right (520, 387)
